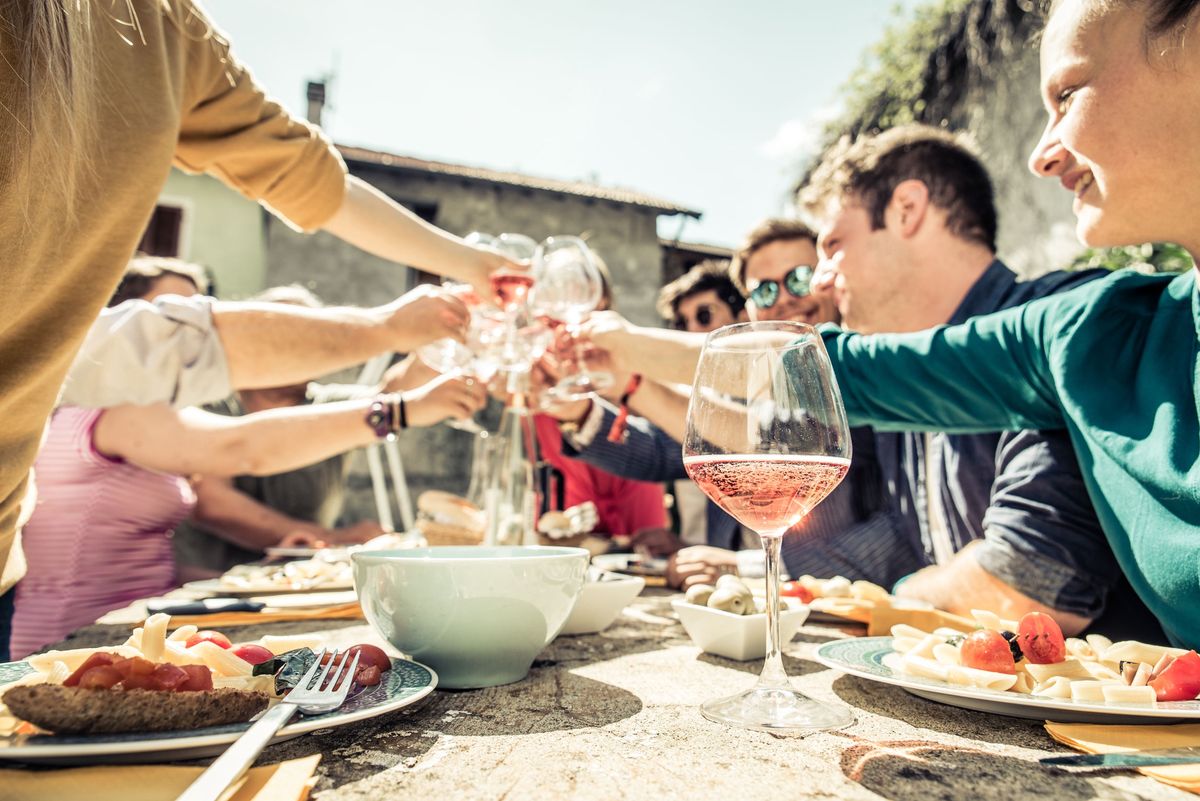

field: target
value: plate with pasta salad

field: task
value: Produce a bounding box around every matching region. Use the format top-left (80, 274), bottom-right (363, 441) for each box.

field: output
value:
top-left (815, 609), bottom-right (1200, 724)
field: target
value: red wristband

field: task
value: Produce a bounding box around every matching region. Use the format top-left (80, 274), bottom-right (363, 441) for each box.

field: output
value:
top-left (606, 374), bottom-right (642, 443)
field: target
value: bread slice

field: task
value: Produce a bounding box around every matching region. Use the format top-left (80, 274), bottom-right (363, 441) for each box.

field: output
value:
top-left (3, 684), bottom-right (268, 734)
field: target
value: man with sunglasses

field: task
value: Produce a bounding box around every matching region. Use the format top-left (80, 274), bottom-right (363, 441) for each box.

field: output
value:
top-left (657, 260), bottom-right (746, 333)
top-left (542, 221), bottom-right (895, 589)
top-left (731, 219), bottom-right (839, 327)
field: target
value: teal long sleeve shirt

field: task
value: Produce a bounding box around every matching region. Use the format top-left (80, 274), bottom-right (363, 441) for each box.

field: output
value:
top-left (820, 269), bottom-right (1200, 649)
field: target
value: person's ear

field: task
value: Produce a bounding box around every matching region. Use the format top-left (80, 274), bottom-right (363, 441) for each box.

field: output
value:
top-left (886, 179), bottom-right (930, 239)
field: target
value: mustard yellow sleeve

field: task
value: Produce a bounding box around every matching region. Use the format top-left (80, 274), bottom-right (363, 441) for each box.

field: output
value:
top-left (169, 1), bottom-right (347, 232)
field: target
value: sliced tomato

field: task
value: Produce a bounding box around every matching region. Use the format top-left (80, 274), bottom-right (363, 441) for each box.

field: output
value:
top-left (78, 665), bottom-right (124, 690)
top-left (177, 664), bottom-right (214, 692)
top-left (186, 630), bottom-right (232, 650)
top-left (779, 581), bottom-right (814, 604)
top-left (231, 644), bottom-right (275, 665)
top-left (960, 629), bottom-right (1017, 674)
top-left (346, 645), bottom-right (392, 673)
top-left (1150, 650), bottom-right (1200, 702)
top-left (119, 672), bottom-right (159, 690)
top-left (64, 652), bottom-right (116, 686)
top-left (1016, 612), bottom-right (1066, 664)
top-left (112, 656), bottom-right (156, 679)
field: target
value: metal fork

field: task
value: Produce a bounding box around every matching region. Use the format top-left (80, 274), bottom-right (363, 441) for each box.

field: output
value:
top-left (177, 648), bottom-right (360, 801)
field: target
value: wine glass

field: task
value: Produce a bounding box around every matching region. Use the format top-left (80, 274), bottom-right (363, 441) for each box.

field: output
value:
top-left (682, 320), bottom-right (854, 732)
top-left (531, 236), bottom-right (614, 401)
top-left (465, 231), bottom-right (537, 311)
top-left (415, 282), bottom-right (503, 434)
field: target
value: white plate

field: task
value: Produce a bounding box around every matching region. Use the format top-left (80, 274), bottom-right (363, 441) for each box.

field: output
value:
top-left (816, 637), bottom-right (1200, 725)
top-left (591, 553), bottom-right (667, 578)
top-left (181, 578), bottom-right (355, 597)
top-left (0, 657), bottom-right (436, 764)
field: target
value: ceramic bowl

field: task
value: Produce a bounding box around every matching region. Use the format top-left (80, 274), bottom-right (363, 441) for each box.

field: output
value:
top-left (672, 597), bottom-right (809, 661)
top-left (352, 546), bottom-right (589, 689)
top-left (557, 570), bottom-right (645, 636)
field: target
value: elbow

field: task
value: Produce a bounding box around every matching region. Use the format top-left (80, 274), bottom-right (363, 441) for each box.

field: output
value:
top-left (208, 433), bottom-right (272, 478)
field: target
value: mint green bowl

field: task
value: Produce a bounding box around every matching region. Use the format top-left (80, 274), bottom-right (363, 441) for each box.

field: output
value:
top-left (352, 546), bottom-right (589, 689)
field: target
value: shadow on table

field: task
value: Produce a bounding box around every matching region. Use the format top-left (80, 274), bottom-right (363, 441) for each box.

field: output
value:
top-left (836, 740), bottom-right (1107, 801)
top-left (830, 675), bottom-right (1052, 749)
top-left (696, 649), bottom-right (829, 678)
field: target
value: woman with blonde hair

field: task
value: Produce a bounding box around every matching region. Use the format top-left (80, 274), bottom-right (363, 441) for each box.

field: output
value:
top-left (0, 0), bottom-right (518, 638)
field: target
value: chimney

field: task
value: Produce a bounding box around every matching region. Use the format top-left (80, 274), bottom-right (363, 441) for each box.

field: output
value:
top-left (306, 81), bottom-right (326, 127)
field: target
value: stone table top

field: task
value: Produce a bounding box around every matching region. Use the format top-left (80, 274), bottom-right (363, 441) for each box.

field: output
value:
top-left (25, 590), bottom-right (1194, 800)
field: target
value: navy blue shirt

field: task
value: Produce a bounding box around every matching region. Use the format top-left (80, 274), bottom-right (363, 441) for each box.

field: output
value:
top-left (877, 261), bottom-right (1162, 640)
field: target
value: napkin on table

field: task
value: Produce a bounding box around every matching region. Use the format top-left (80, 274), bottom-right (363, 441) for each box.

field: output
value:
top-left (0, 754), bottom-right (320, 801)
top-left (1046, 721), bottom-right (1200, 794)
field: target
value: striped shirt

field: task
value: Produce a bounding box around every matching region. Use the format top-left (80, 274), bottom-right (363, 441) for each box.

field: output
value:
top-left (11, 407), bottom-right (194, 658)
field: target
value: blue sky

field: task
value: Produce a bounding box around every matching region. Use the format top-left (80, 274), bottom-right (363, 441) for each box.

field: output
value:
top-left (205, 0), bottom-right (920, 248)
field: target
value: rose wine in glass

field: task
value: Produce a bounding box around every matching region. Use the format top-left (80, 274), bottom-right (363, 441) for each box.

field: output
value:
top-left (683, 320), bottom-right (854, 732)
top-left (490, 270), bottom-right (535, 310)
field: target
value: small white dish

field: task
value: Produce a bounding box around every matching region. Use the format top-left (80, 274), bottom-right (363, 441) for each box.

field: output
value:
top-left (559, 570), bottom-right (645, 635)
top-left (672, 598), bottom-right (809, 661)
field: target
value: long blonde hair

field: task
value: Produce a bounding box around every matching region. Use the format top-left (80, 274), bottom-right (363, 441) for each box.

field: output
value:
top-left (1, 1), bottom-right (106, 216)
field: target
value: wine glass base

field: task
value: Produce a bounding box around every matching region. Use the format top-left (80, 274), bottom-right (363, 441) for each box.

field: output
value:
top-left (700, 685), bottom-right (854, 733)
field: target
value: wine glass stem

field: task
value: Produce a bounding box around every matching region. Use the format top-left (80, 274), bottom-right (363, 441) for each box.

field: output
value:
top-left (758, 532), bottom-right (788, 689)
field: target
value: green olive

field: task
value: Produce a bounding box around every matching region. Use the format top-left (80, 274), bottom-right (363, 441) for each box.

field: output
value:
top-left (707, 586), bottom-right (751, 615)
top-left (685, 584), bottom-right (716, 606)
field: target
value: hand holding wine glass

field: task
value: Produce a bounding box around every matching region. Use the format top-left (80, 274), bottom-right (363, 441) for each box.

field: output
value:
top-left (683, 320), bottom-right (854, 732)
top-left (530, 236), bottom-right (614, 401)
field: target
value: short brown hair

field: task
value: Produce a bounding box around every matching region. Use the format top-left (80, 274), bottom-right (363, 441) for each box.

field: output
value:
top-left (108, 255), bottom-right (210, 307)
top-left (799, 124), bottom-right (997, 251)
top-left (729, 219), bottom-right (818, 296)
top-left (655, 260), bottom-right (746, 320)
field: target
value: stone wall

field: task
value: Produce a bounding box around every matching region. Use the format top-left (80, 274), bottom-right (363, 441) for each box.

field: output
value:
top-left (261, 162), bottom-right (672, 525)
top-left (955, 37), bottom-right (1085, 277)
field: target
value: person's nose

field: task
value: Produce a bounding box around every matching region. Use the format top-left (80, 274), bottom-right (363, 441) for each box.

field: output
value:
top-left (1029, 120), bottom-right (1070, 178)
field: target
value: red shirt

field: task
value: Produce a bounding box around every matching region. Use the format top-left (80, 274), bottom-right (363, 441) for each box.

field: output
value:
top-left (534, 415), bottom-right (667, 537)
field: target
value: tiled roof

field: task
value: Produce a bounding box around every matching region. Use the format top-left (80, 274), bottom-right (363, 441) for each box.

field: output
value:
top-left (337, 144), bottom-right (701, 218)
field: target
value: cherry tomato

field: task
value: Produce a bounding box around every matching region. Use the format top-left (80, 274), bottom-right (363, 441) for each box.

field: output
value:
top-left (960, 629), bottom-right (1017, 674)
top-left (186, 630), bottom-right (232, 650)
top-left (346, 644), bottom-right (392, 673)
top-left (1016, 612), bottom-right (1066, 664)
top-left (354, 665), bottom-right (382, 687)
top-left (64, 652), bottom-right (116, 686)
top-left (177, 664), bottom-right (214, 692)
top-left (232, 644), bottom-right (276, 665)
top-left (779, 581), bottom-right (814, 604)
top-left (1150, 650), bottom-right (1200, 702)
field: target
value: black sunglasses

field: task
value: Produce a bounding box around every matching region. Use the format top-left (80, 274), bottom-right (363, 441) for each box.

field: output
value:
top-left (748, 265), bottom-right (815, 310)
top-left (674, 303), bottom-right (719, 330)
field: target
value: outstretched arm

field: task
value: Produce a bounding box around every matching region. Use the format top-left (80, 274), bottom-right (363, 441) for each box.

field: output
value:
top-left (322, 176), bottom-right (520, 298)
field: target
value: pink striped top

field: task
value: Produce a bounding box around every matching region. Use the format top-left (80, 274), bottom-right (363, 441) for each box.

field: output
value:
top-left (11, 407), bottom-right (195, 658)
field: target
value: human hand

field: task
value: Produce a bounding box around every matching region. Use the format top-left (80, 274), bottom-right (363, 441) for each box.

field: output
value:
top-left (630, 527), bottom-right (683, 559)
top-left (404, 373), bottom-right (488, 427)
top-left (575, 311), bottom-right (640, 372)
top-left (381, 354), bottom-right (440, 392)
top-left (277, 529), bottom-right (327, 550)
top-left (463, 242), bottom-right (529, 301)
top-left (382, 285), bottom-right (470, 351)
top-left (667, 545), bottom-right (739, 589)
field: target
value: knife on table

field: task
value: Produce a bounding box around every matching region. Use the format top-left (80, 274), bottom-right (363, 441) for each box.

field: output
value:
top-left (1041, 746), bottom-right (1200, 767)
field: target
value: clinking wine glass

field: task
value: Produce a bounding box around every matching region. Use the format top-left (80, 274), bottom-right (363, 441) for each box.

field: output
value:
top-left (530, 236), bottom-right (613, 401)
top-left (415, 282), bottom-right (503, 435)
top-left (682, 320), bottom-right (854, 732)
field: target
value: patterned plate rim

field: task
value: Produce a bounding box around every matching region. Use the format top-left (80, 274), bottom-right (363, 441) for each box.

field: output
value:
top-left (815, 636), bottom-right (1200, 720)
